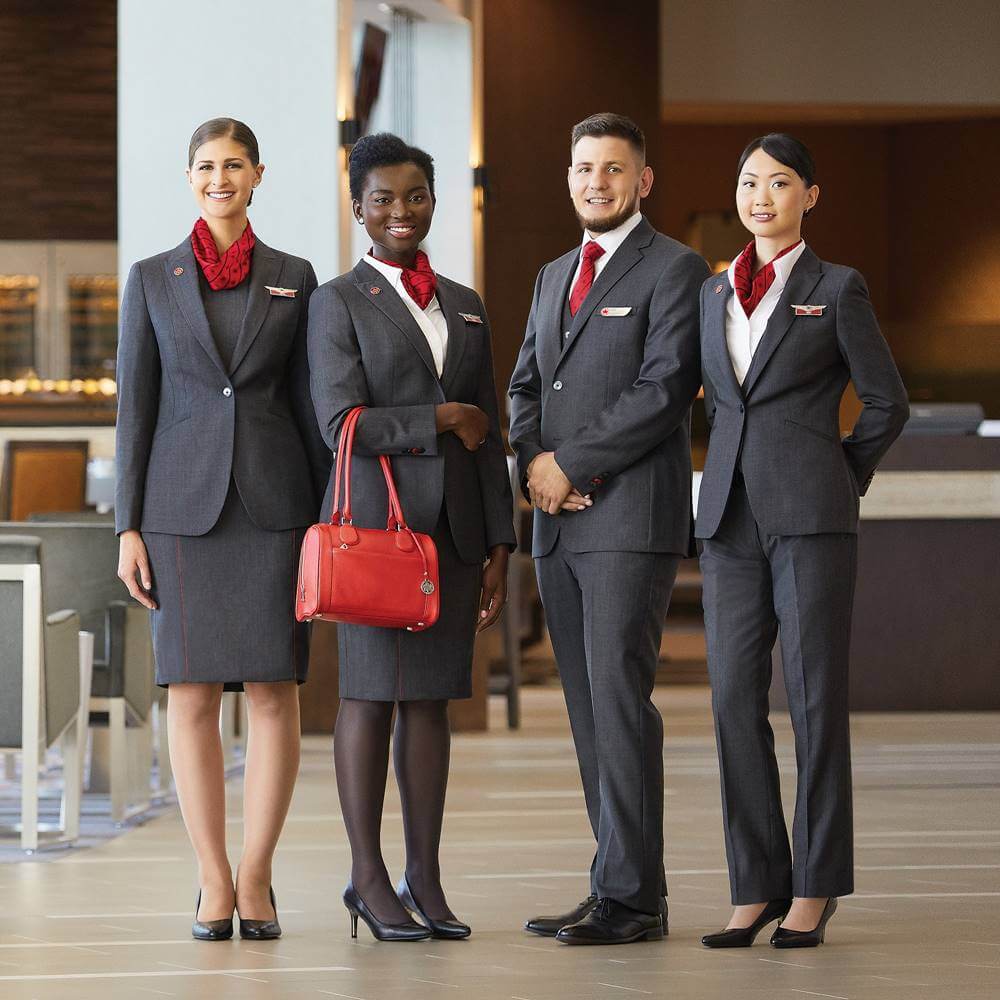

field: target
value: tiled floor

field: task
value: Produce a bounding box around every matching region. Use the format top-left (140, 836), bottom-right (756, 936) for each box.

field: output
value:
top-left (1, 686), bottom-right (999, 999)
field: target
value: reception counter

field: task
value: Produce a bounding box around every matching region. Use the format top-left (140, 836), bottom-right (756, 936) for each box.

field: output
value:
top-left (773, 435), bottom-right (1000, 711)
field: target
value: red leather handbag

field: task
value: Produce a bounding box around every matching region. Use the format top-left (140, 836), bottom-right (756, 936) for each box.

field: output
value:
top-left (295, 406), bottom-right (440, 630)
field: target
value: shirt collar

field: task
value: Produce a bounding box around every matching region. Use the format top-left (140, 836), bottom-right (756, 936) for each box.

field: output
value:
top-left (363, 253), bottom-right (406, 289)
top-left (582, 211), bottom-right (644, 259)
top-left (727, 240), bottom-right (807, 290)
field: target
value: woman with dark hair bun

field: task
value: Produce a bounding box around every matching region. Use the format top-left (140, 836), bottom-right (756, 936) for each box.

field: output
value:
top-left (696, 133), bottom-right (908, 949)
top-left (115, 117), bottom-right (330, 941)
top-left (308, 132), bottom-right (515, 941)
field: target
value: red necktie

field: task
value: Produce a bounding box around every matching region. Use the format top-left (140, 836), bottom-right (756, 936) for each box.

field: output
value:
top-left (369, 249), bottom-right (438, 310)
top-left (569, 240), bottom-right (605, 316)
top-left (733, 240), bottom-right (800, 318)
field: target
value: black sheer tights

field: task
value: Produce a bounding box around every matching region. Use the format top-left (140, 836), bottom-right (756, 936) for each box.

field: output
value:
top-left (333, 698), bottom-right (456, 923)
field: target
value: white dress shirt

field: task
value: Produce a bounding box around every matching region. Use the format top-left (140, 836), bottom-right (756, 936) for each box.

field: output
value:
top-left (570, 210), bottom-right (644, 291)
top-left (725, 240), bottom-right (807, 384)
top-left (364, 253), bottom-right (448, 377)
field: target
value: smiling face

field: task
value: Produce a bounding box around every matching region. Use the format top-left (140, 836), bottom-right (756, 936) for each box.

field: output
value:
top-left (186, 136), bottom-right (263, 221)
top-left (736, 147), bottom-right (819, 248)
top-left (354, 162), bottom-right (435, 265)
top-left (568, 135), bottom-right (653, 234)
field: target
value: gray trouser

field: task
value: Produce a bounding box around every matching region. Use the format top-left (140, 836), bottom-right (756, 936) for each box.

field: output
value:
top-left (536, 542), bottom-right (680, 914)
top-left (699, 476), bottom-right (857, 904)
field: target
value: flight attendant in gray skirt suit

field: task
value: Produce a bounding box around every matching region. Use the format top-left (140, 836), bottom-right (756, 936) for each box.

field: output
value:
top-left (308, 133), bottom-right (516, 940)
top-left (115, 118), bottom-right (330, 940)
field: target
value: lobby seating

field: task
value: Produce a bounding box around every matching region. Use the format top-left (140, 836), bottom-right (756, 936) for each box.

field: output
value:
top-left (0, 535), bottom-right (88, 851)
top-left (0, 521), bottom-right (157, 821)
top-left (0, 440), bottom-right (89, 520)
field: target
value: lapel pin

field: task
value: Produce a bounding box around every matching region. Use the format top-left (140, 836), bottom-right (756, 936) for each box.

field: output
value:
top-left (792, 304), bottom-right (826, 316)
top-left (173, 267), bottom-right (184, 276)
top-left (265, 285), bottom-right (297, 298)
top-left (370, 285), bottom-right (381, 296)
top-left (459, 312), bottom-right (484, 324)
top-left (600, 306), bottom-right (632, 317)
top-left (714, 284), bottom-right (723, 294)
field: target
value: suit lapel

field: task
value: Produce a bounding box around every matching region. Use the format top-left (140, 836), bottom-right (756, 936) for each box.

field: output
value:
top-left (353, 260), bottom-right (439, 381)
top-left (435, 280), bottom-right (467, 392)
top-left (557, 219), bottom-right (653, 369)
top-left (228, 241), bottom-right (283, 376)
top-left (164, 241), bottom-right (227, 376)
top-left (705, 273), bottom-right (743, 401)
top-left (540, 252), bottom-right (577, 376)
top-left (742, 248), bottom-right (824, 397)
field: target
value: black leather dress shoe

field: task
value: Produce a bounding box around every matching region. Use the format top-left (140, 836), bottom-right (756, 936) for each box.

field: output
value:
top-left (555, 897), bottom-right (665, 945)
top-left (238, 886), bottom-right (282, 940)
top-left (192, 890), bottom-right (234, 941)
top-left (525, 894), bottom-right (599, 937)
top-left (701, 898), bottom-right (791, 948)
top-left (770, 897), bottom-right (838, 948)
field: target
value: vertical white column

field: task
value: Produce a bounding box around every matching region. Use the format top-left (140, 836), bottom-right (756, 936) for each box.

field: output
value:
top-left (118, 0), bottom-right (342, 286)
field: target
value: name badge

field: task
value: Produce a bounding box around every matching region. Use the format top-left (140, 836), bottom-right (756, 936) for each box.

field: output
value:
top-left (600, 307), bottom-right (632, 317)
top-left (792, 304), bottom-right (826, 316)
top-left (459, 312), bottom-right (484, 324)
top-left (265, 286), bottom-right (298, 298)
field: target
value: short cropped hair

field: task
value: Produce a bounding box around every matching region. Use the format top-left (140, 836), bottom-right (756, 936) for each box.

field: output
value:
top-left (348, 132), bottom-right (436, 201)
top-left (571, 113), bottom-right (645, 162)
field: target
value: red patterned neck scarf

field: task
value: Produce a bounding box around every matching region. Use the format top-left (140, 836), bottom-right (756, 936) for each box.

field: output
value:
top-left (191, 218), bottom-right (256, 290)
top-left (733, 240), bottom-right (801, 318)
top-left (370, 249), bottom-right (437, 310)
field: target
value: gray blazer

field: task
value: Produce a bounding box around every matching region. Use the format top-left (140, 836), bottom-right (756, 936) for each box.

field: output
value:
top-left (115, 238), bottom-right (330, 536)
top-left (306, 260), bottom-right (516, 566)
top-left (508, 217), bottom-right (709, 557)
top-left (695, 247), bottom-right (908, 539)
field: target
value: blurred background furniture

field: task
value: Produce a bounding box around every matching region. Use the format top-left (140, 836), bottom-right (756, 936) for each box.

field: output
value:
top-left (0, 440), bottom-right (89, 520)
top-left (0, 520), bottom-right (157, 821)
top-left (0, 535), bottom-right (88, 851)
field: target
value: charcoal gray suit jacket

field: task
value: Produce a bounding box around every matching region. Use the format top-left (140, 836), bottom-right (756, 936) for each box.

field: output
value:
top-left (306, 260), bottom-right (515, 566)
top-left (115, 238), bottom-right (330, 536)
top-left (508, 217), bottom-right (709, 557)
top-left (695, 247), bottom-right (908, 539)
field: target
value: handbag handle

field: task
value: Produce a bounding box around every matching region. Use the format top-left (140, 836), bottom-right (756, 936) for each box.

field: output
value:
top-left (330, 406), bottom-right (413, 532)
top-left (328, 404), bottom-right (435, 586)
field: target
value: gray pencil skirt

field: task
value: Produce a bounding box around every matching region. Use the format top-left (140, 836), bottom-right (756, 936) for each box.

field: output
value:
top-left (336, 508), bottom-right (483, 702)
top-left (144, 482), bottom-right (309, 690)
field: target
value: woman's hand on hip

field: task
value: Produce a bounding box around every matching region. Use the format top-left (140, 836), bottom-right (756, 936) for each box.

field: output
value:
top-left (477, 545), bottom-right (509, 631)
top-left (117, 530), bottom-right (157, 610)
top-left (436, 402), bottom-right (489, 451)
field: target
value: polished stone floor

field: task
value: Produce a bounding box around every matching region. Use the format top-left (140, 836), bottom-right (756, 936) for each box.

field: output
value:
top-left (1, 686), bottom-right (998, 999)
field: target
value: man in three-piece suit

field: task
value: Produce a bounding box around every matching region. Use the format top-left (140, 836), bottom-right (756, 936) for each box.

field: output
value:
top-left (508, 113), bottom-right (709, 945)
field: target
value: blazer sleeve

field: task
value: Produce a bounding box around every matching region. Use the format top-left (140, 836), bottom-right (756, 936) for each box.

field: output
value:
top-left (472, 294), bottom-right (517, 551)
top-left (507, 266), bottom-right (546, 497)
top-left (307, 282), bottom-right (439, 457)
top-left (114, 263), bottom-right (161, 535)
top-left (289, 261), bottom-right (332, 505)
top-left (554, 250), bottom-right (709, 491)
top-left (836, 269), bottom-right (909, 493)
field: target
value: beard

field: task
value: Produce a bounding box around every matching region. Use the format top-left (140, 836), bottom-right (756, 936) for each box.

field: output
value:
top-left (574, 193), bottom-right (640, 234)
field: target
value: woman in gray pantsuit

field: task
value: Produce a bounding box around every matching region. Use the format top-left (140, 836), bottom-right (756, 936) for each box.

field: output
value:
top-left (308, 134), bottom-right (515, 941)
top-left (115, 119), bottom-right (330, 941)
top-left (697, 135), bottom-right (907, 949)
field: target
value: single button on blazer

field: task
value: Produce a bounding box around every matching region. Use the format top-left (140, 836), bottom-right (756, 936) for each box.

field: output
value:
top-left (696, 247), bottom-right (909, 539)
top-left (306, 259), bottom-right (516, 565)
top-left (115, 238), bottom-right (331, 536)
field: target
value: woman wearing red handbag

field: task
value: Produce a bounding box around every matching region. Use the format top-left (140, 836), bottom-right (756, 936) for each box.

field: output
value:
top-left (308, 133), bottom-right (516, 941)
